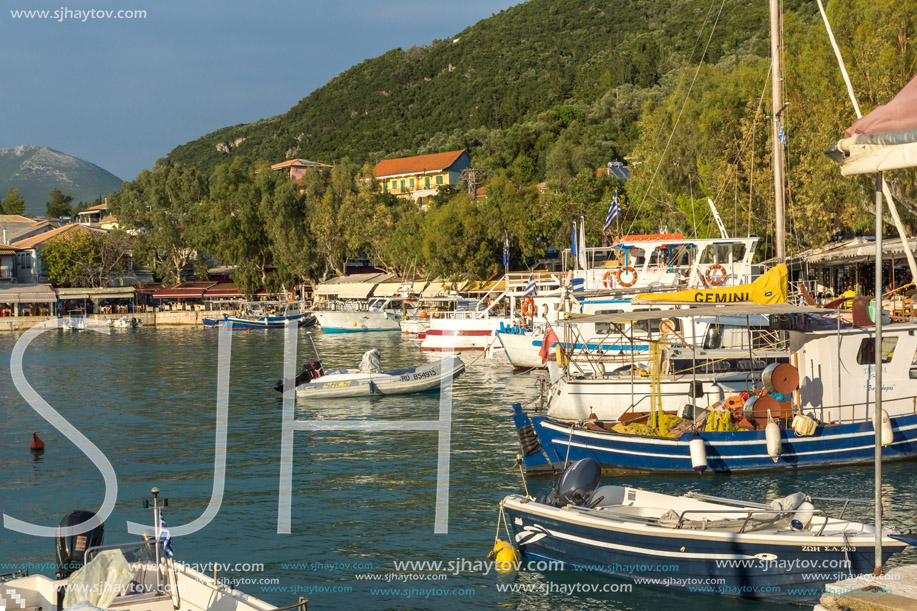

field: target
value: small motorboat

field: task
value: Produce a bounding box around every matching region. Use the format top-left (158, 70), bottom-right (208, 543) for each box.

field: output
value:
top-left (499, 458), bottom-right (916, 603)
top-left (0, 488), bottom-right (299, 611)
top-left (110, 316), bottom-right (143, 328)
top-left (276, 349), bottom-right (465, 398)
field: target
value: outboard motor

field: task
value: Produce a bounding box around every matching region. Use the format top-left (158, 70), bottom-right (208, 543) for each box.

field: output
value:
top-left (55, 511), bottom-right (104, 579)
top-left (553, 458), bottom-right (602, 508)
top-left (274, 361), bottom-right (323, 392)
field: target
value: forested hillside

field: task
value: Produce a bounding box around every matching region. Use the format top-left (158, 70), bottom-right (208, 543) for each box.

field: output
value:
top-left (168, 0), bottom-right (799, 178)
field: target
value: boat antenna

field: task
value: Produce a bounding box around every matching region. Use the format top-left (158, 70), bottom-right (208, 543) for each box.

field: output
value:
top-left (307, 332), bottom-right (322, 363)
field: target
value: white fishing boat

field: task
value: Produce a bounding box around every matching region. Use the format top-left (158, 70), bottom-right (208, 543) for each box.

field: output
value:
top-left (281, 349), bottom-right (465, 398)
top-left (0, 488), bottom-right (302, 611)
top-left (312, 298), bottom-right (402, 333)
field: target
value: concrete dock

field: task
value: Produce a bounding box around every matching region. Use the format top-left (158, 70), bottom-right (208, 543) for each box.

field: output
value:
top-left (817, 565), bottom-right (917, 611)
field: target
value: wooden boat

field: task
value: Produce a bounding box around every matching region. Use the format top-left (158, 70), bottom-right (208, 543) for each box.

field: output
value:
top-left (499, 458), bottom-right (915, 603)
top-left (203, 300), bottom-right (313, 329)
top-left (282, 350), bottom-right (465, 398)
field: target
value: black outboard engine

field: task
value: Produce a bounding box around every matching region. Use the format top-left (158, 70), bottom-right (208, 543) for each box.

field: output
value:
top-left (552, 458), bottom-right (602, 508)
top-left (274, 361), bottom-right (323, 392)
top-left (55, 511), bottom-right (104, 579)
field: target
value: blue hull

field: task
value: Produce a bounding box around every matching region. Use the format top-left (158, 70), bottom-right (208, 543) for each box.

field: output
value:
top-left (513, 404), bottom-right (917, 473)
top-left (503, 500), bottom-right (903, 602)
top-left (203, 313), bottom-right (313, 329)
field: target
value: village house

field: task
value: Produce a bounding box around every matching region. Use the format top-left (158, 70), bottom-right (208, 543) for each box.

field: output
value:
top-left (0, 244), bottom-right (17, 283)
top-left (270, 159), bottom-right (333, 181)
top-left (10, 224), bottom-right (106, 284)
top-left (374, 150), bottom-right (471, 206)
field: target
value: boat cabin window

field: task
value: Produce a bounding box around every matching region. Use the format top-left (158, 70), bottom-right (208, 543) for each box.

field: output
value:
top-left (732, 242), bottom-right (747, 263)
top-left (856, 336), bottom-right (898, 365)
top-left (649, 248), bottom-right (670, 268)
top-left (699, 244), bottom-right (733, 265)
top-left (594, 309), bottom-right (675, 336)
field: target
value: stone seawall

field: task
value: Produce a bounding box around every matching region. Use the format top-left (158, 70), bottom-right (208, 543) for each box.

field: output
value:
top-left (0, 310), bottom-right (211, 332)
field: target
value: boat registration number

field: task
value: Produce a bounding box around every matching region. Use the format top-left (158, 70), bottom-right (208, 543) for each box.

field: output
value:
top-left (401, 370), bottom-right (436, 382)
top-left (801, 546), bottom-right (854, 552)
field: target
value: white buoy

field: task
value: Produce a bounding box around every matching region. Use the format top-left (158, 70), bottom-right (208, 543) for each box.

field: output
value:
top-left (793, 501), bottom-right (815, 530)
top-left (881, 412), bottom-right (894, 447)
top-left (765, 409), bottom-right (782, 463)
top-left (689, 435), bottom-right (707, 475)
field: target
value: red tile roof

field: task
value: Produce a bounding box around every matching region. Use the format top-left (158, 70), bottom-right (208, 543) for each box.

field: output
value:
top-left (374, 150), bottom-right (466, 178)
top-left (10, 224), bottom-right (98, 249)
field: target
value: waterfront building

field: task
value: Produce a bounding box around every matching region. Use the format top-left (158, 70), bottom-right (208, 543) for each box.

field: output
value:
top-left (10, 224), bottom-right (106, 283)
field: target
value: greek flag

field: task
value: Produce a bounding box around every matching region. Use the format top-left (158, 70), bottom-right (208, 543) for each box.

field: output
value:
top-left (503, 233), bottom-right (509, 267)
top-left (603, 191), bottom-right (621, 232)
top-left (159, 513), bottom-right (174, 558)
top-left (524, 273), bottom-right (537, 297)
top-left (778, 125), bottom-right (787, 145)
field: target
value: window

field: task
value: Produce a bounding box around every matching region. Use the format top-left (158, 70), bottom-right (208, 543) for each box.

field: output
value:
top-left (856, 336), bottom-right (898, 365)
top-left (400, 180), bottom-right (405, 192)
top-left (436, 175), bottom-right (443, 185)
top-left (409, 178), bottom-right (415, 188)
top-left (391, 181), bottom-right (397, 191)
top-left (425, 176), bottom-right (431, 188)
top-left (382, 182), bottom-right (387, 192)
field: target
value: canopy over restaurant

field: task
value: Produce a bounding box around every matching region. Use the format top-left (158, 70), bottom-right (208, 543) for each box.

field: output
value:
top-left (0, 284), bottom-right (56, 317)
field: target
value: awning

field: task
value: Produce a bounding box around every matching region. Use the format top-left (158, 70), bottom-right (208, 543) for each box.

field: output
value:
top-left (152, 281), bottom-right (217, 300)
top-left (57, 287), bottom-right (136, 301)
top-left (336, 283), bottom-right (376, 299)
top-left (204, 283), bottom-right (242, 298)
top-left (412, 280), bottom-right (428, 294)
top-left (421, 282), bottom-right (448, 297)
top-left (0, 284), bottom-right (56, 304)
top-left (373, 282), bottom-right (403, 298)
top-left (574, 303), bottom-right (830, 324)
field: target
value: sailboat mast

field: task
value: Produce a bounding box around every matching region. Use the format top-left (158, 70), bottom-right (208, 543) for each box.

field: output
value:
top-left (770, 0), bottom-right (787, 263)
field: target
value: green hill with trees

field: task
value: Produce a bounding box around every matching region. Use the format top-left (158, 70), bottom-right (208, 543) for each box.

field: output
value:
top-left (101, 0), bottom-right (917, 292)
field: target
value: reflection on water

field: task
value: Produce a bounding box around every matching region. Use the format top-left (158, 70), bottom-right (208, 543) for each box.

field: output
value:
top-left (0, 327), bottom-right (914, 611)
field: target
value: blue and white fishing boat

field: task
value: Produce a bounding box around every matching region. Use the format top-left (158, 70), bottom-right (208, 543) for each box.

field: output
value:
top-left (512, 305), bottom-right (917, 473)
top-left (203, 300), bottom-right (313, 329)
top-left (499, 458), bottom-right (915, 603)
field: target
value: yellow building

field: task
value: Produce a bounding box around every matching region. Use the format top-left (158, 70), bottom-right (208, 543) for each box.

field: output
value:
top-left (374, 150), bottom-right (470, 206)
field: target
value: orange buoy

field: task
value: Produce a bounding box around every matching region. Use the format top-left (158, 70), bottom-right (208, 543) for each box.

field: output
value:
top-left (31, 432), bottom-right (44, 451)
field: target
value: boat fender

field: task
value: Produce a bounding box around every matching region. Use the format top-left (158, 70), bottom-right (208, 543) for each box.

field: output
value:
top-left (491, 540), bottom-right (520, 573)
top-left (555, 343), bottom-right (566, 368)
top-left (792, 501), bottom-right (815, 530)
top-left (765, 416), bottom-right (782, 463)
top-left (882, 412), bottom-right (894, 447)
top-left (708, 382), bottom-right (725, 409)
top-left (689, 435), bottom-right (707, 475)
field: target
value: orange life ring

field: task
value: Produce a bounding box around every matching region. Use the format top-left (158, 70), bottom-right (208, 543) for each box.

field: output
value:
top-left (602, 271), bottom-right (615, 290)
top-left (705, 264), bottom-right (727, 286)
top-left (522, 299), bottom-right (535, 317)
top-left (616, 266), bottom-right (638, 288)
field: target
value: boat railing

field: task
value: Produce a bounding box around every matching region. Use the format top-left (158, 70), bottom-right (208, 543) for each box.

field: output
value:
top-left (265, 597), bottom-right (310, 611)
top-left (84, 540), bottom-right (171, 600)
top-left (673, 508), bottom-right (832, 536)
top-left (685, 491), bottom-right (875, 520)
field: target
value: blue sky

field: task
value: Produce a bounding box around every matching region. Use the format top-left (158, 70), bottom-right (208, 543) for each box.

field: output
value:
top-left (0, 0), bottom-right (520, 181)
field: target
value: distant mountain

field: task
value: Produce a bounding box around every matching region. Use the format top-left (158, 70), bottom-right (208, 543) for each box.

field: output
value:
top-left (0, 145), bottom-right (123, 214)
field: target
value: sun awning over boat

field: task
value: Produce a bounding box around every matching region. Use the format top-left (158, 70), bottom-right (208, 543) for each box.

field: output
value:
top-left (412, 280), bottom-right (428, 294)
top-left (826, 74), bottom-right (917, 175)
top-left (0, 284), bottom-right (57, 303)
top-left (572, 303), bottom-right (830, 324)
top-left (152, 281), bottom-right (217, 299)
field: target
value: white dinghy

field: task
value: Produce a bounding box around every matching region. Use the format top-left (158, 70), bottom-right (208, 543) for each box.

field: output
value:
top-left (281, 349), bottom-right (465, 399)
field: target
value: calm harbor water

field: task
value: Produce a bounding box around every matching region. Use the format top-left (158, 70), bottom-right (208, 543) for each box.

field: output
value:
top-left (1, 326), bottom-right (916, 611)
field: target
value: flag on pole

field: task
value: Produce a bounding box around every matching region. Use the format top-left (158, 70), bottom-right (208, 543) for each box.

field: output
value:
top-left (570, 222), bottom-right (577, 260)
top-left (604, 190), bottom-right (621, 232)
top-left (524, 273), bottom-right (537, 297)
top-left (160, 513), bottom-right (174, 558)
top-left (503, 232), bottom-right (509, 267)
top-left (538, 323), bottom-right (560, 364)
